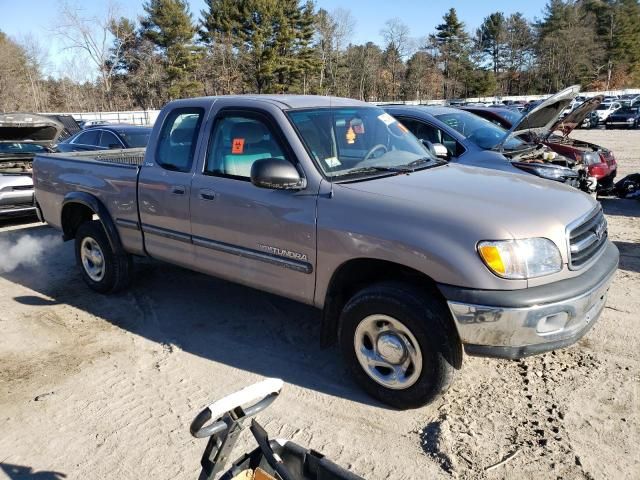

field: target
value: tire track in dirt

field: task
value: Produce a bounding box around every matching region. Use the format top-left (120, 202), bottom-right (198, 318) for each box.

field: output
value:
top-left (417, 346), bottom-right (608, 479)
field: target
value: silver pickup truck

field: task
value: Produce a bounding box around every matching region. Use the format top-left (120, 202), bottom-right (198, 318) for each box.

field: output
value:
top-left (33, 95), bottom-right (618, 409)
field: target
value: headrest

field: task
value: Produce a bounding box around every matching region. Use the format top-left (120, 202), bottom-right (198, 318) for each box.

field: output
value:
top-left (230, 122), bottom-right (266, 145)
top-left (171, 128), bottom-right (193, 144)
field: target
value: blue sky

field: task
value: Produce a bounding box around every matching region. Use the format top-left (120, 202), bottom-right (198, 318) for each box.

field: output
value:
top-left (0, 0), bottom-right (547, 77)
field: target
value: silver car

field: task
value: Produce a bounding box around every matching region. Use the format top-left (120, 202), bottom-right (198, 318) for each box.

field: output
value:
top-left (0, 113), bottom-right (66, 218)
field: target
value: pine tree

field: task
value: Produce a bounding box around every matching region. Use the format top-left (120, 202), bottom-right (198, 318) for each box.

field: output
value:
top-left (432, 8), bottom-right (472, 98)
top-left (200, 0), bottom-right (320, 94)
top-left (141, 0), bottom-right (203, 99)
top-left (476, 12), bottom-right (506, 75)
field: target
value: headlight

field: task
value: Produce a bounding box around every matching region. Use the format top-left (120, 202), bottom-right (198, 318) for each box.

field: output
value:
top-left (478, 238), bottom-right (562, 279)
top-left (581, 152), bottom-right (601, 165)
top-left (512, 162), bottom-right (578, 181)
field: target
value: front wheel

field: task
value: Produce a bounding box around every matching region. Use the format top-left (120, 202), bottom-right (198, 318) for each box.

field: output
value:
top-left (339, 282), bottom-right (460, 409)
top-left (75, 220), bottom-right (132, 293)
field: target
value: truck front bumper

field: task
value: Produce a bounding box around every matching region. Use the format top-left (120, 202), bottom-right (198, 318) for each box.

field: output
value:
top-left (438, 242), bottom-right (619, 359)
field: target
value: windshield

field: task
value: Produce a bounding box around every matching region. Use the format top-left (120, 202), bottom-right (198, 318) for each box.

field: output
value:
top-left (288, 107), bottom-right (438, 179)
top-left (497, 109), bottom-right (523, 125)
top-left (434, 112), bottom-right (527, 150)
top-left (0, 143), bottom-right (47, 154)
top-left (120, 130), bottom-right (151, 148)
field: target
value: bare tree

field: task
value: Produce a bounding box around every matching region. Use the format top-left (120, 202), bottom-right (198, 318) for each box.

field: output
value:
top-left (314, 8), bottom-right (355, 95)
top-left (381, 18), bottom-right (412, 100)
top-left (16, 34), bottom-right (50, 111)
top-left (54, 1), bottom-right (135, 109)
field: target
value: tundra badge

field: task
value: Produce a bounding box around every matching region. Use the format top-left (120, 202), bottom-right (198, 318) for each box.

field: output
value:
top-left (258, 244), bottom-right (308, 261)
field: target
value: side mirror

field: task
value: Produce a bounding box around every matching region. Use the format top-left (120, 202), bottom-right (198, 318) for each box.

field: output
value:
top-left (421, 139), bottom-right (448, 158)
top-left (432, 143), bottom-right (449, 158)
top-left (250, 158), bottom-right (305, 190)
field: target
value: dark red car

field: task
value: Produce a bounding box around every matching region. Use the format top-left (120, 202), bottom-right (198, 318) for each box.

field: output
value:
top-left (461, 98), bottom-right (617, 192)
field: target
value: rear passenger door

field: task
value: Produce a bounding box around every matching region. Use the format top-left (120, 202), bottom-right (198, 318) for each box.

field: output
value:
top-left (98, 130), bottom-right (124, 150)
top-left (138, 107), bottom-right (205, 268)
top-left (189, 109), bottom-right (316, 304)
top-left (65, 129), bottom-right (100, 152)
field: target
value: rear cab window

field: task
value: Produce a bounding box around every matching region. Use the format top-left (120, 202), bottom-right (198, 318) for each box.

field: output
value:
top-left (156, 108), bottom-right (204, 172)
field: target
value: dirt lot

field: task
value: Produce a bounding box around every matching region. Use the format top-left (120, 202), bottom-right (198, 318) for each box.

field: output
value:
top-left (0, 130), bottom-right (638, 480)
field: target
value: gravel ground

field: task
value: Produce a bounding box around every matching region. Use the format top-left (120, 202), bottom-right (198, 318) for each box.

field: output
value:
top-left (0, 130), bottom-right (638, 480)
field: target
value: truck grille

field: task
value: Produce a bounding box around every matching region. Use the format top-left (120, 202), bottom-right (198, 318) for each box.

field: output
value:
top-left (568, 207), bottom-right (607, 269)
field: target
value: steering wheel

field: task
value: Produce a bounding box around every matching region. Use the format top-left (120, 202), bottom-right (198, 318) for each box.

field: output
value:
top-left (190, 378), bottom-right (283, 438)
top-left (362, 144), bottom-right (388, 162)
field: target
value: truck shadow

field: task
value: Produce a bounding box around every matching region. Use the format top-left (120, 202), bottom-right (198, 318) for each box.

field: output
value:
top-left (0, 462), bottom-right (66, 479)
top-left (600, 198), bottom-right (640, 218)
top-left (613, 241), bottom-right (640, 274)
top-left (2, 224), bottom-right (377, 407)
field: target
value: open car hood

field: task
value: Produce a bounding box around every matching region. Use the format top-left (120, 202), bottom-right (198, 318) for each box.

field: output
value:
top-left (495, 85), bottom-right (580, 150)
top-left (546, 95), bottom-right (603, 138)
top-left (0, 113), bottom-right (64, 145)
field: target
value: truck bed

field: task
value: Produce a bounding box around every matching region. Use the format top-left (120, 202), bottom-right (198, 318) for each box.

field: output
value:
top-left (42, 148), bottom-right (146, 167)
top-left (33, 148), bottom-right (146, 255)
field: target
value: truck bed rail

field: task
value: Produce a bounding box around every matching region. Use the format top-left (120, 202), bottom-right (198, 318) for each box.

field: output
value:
top-left (42, 148), bottom-right (146, 167)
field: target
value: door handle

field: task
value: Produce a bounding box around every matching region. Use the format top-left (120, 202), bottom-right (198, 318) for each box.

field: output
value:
top-left (171, 185), bottom-right (186, 195)
top-left (199, 189), bottom-right (216, 201)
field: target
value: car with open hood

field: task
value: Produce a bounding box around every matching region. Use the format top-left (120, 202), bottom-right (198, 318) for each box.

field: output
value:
top-left (383, 86), bottom-right (595, 192)
top-left (604, 105), bottom-right (640, 129)
top-left (0, 113), bottom-right (65, 218)
top-left (462, 95), bottom-right (618, 193)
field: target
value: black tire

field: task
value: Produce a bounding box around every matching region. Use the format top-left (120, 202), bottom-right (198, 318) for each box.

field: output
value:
top-left (338, 282), bottom-right (460, 409)
top-left (75, 220), bottom-right (132, 293)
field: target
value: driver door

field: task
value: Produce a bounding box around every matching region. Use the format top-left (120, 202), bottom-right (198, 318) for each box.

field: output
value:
top-left (395, 117), bottom-right (463, 160)
top-left (189, 109), bottom-right (317, 304)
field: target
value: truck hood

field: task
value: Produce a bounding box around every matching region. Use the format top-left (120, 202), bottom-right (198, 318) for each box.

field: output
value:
top-left (340, 163), bottom-right (596, 237)
top-left (495, 85), bottom-right (580, 150)
top-left (0, 113), bottom-right (64, 146)
top-left (546, 95), bottom-right (603, 138)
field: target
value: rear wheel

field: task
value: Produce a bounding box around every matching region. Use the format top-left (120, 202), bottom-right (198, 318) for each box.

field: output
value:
top-left (75, 220), bottom-right (131, 293)
top-left (339, 282), bottom-right (459, 409)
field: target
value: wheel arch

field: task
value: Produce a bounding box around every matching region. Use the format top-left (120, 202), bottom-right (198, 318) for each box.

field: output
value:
top-left (61, 192), bottom-right (124, 255)
top-left (320, 258), bottom-right (461, 364)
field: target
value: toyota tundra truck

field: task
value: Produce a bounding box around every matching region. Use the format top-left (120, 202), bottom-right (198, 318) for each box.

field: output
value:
top-left (33, 95), bottom-right (619, 409)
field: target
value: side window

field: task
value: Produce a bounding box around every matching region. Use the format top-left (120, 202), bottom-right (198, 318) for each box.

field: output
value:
top-left (156, 108), bottom-right (204, 172)
top-left (205, 115), bottom-right (287, 180)
top-left (438, 130), bottom-right (464, 157)
top-left (398, 118), bottom-right (464, 158)
top-left (75, 130), bottom-right (99, 146)
top-left (98, 131), bottom-right (121, 148)
top-left (399, 118), bottom-right (442, 145)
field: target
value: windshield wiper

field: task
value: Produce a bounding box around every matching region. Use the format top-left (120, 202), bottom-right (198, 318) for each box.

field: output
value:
top-left (403, 157), bottom-right (445, 169)
top-left (335, 165), bottom-right (413, 178)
